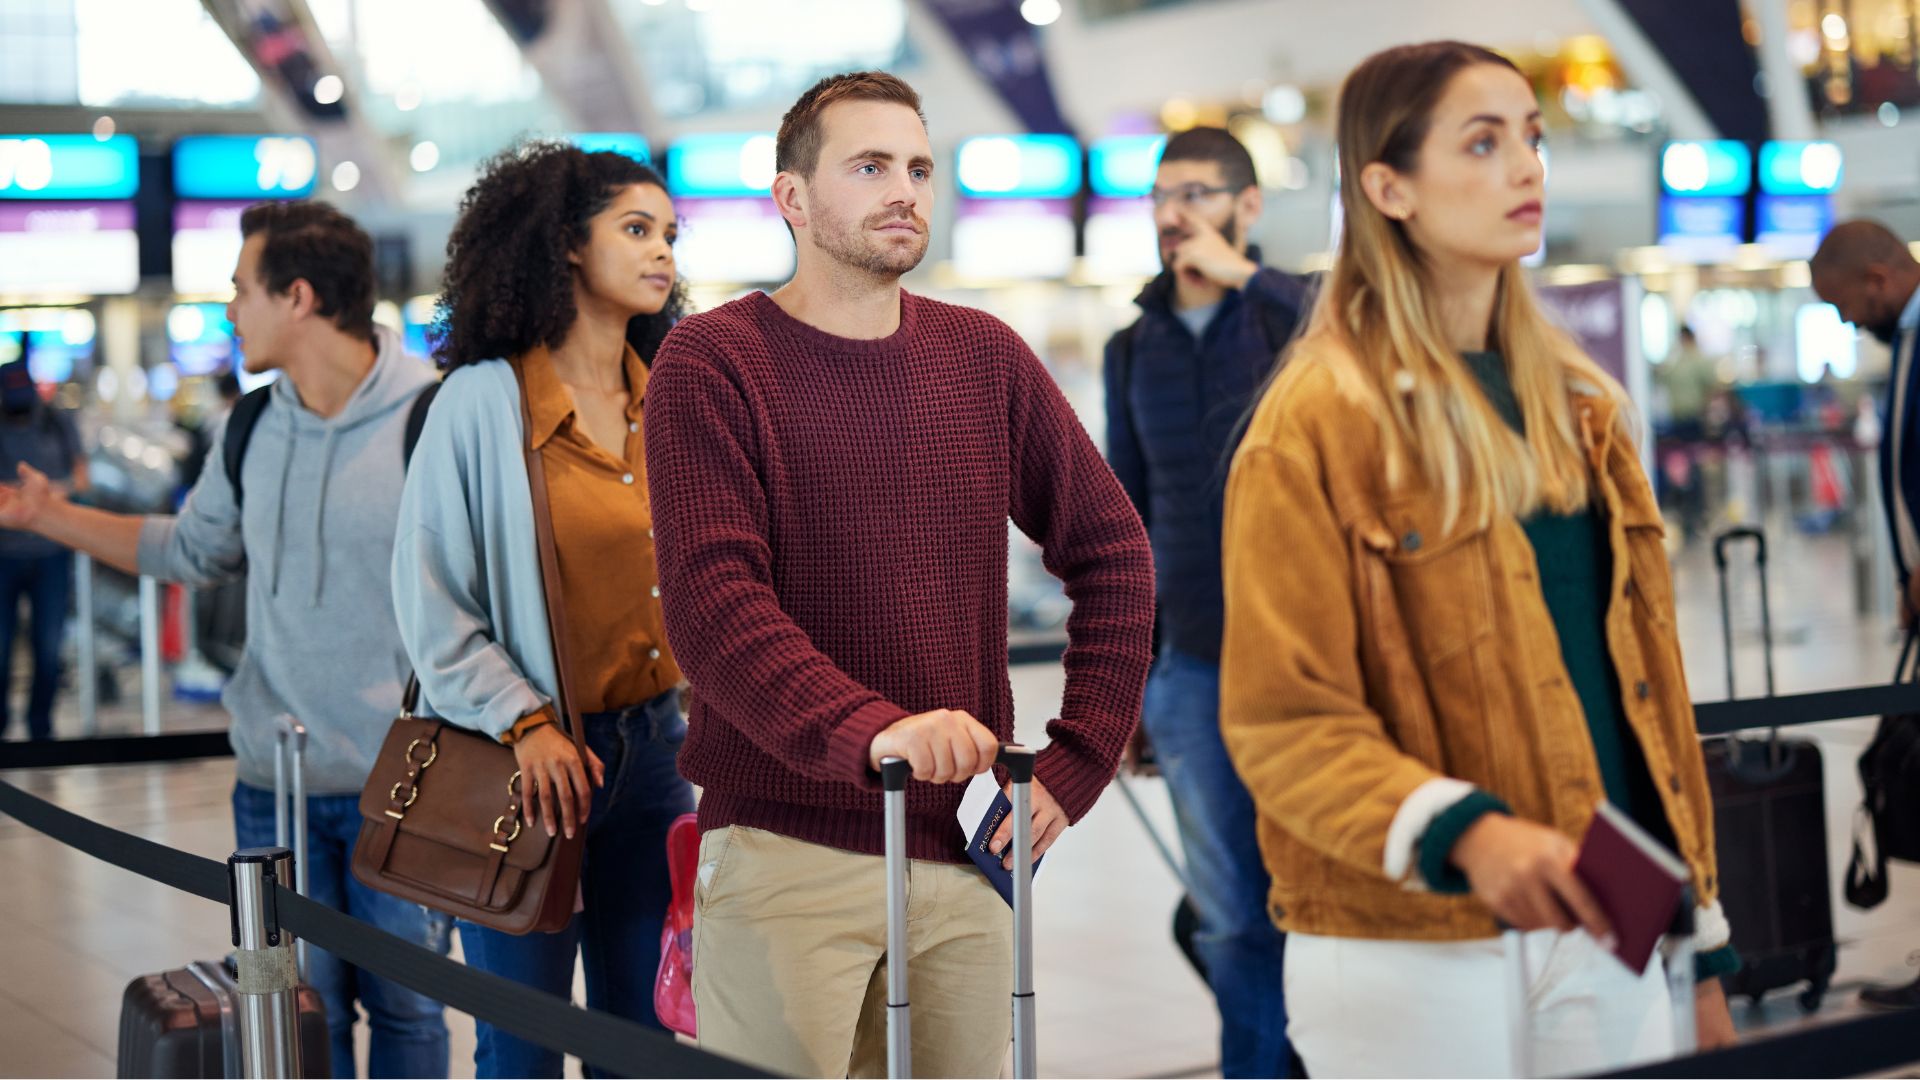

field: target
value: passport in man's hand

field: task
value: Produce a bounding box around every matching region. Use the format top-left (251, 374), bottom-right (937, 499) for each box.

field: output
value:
top-left (957, 772), bottom-right (1047, 908)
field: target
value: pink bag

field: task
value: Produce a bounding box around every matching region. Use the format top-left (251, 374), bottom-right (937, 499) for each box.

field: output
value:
top-left (653, 813), bottom-right (701, 1037)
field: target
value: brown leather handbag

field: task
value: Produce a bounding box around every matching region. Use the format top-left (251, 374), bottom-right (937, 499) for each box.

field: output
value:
top-left (350, 361), bottom-right (588, 935)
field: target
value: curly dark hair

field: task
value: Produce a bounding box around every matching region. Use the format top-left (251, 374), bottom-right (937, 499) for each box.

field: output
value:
top-left (431, 141), bottom-right (689, 371)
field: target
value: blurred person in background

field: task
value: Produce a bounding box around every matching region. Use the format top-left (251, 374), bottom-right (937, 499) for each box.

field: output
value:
top-left (1811, 219), bottom-right (1920, 1011)
top-left (1654, 326), bottom-right (1722, 441)
top-left (1221, 41), bottom-right (1737, 1075)
top-left (0, 351), bottom-right (85, 741)
top-left (1104, 126), bottom-right (1312, 1077)
top-left (1652, 326), bottom-right (1722, 540)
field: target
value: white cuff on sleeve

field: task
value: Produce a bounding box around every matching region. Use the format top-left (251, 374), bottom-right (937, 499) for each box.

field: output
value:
top-left (1384, 776), bottom-right (1477, 890)
top-left (1694, 898), bottom-right (1731, 952)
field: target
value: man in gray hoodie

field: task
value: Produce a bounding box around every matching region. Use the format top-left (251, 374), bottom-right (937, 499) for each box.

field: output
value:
top-left (0, 201), bottom-right (450, 1078)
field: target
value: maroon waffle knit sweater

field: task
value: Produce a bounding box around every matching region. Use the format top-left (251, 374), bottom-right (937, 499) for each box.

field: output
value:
top-left (645, 289), bottom-right (1154, 863)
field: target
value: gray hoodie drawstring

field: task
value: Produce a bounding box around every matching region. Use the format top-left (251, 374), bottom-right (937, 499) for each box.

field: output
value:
top-left (311, 429), bottom-right (338, 606)
top-left (268, 422), bottom-right (297, 598)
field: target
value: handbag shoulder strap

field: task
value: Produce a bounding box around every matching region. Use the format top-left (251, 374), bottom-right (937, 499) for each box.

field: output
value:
top-left (513, 360), bottom-right (589, 757)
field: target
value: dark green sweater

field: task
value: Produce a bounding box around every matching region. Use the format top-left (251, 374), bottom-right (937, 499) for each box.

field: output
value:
top-left (1417, 352), bottom-right (1736, 978)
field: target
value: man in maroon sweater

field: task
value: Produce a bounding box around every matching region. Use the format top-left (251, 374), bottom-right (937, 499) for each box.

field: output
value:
top-left (645, 72), bottom-right (1155, 1076)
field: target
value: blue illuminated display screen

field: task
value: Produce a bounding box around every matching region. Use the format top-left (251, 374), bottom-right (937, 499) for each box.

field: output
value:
top-left (173, 135), bottom-right (319, 199)
top-left (956, 135), bottom-right (1082, 199)
top-left (667, 134), bottom-right (776, 198)
top-left (1757, 193), bottom-right (1836, 259)
top-left (572, 133), bottom-right (651, 165)
top-left (1657, 194), bottom-right (1744, 257)
top-left (1758, 141), bottom-right (1843, 196)
top-left (0, 134), bottom-right (138, 200)
top-left (1089, 136), bottom-right (1165, 199)
top-left (167, 302), bottom-right (237, 377)
top-left (1660, 141), bottom-right (1752, 198)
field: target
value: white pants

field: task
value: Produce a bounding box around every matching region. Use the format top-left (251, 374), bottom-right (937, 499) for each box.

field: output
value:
top-left (1285, 929), bottom-right (1676, 1078)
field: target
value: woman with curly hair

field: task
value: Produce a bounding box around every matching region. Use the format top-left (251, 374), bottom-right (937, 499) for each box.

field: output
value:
top-left (391, 141), bottom-right (694, 1078)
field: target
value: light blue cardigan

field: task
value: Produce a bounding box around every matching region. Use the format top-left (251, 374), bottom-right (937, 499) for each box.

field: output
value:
top-left (391, 359), bottom-right (562, 738)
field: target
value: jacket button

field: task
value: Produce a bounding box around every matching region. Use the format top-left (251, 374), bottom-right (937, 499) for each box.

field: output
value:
top-left (1636, 680), bottom-right (1650, 700)
top-left (1402, 531), bottom-right (1422, 551)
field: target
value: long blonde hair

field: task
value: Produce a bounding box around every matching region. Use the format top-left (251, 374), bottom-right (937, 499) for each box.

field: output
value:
top-left (1310, 41), bottom-right (1623, 527)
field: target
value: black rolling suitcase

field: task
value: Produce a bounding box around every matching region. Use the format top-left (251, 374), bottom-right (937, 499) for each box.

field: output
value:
top-left (116, 719), bottom-right (333, 1077)
top-left (1706, 527), bottom-right (1838, 1011)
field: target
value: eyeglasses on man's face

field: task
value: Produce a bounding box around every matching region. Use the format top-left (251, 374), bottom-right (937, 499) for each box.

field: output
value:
top-left (1149, 184), bottom-right (1237, 208)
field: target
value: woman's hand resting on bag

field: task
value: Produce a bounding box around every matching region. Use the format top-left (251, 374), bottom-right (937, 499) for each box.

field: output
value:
top-left (514, 722), bottom-right (605, 841)
top-left (1451, 813), bottom-right (1615, 943)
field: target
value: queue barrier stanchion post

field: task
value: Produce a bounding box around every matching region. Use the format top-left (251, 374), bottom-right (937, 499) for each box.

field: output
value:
top-left (138, 574), bottom-right (160, 736)
top-left (228, 847), bottom-right (304, 1079)
top-left (74, 552), bottom-right (96, 737)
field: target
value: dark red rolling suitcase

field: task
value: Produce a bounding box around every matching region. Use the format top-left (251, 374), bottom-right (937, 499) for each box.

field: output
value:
top-left (117, 719), bottom-right (333, 1077)
top-left (116, 959), bottom-right (330, 1078)
top-left (1707, 527), bottom-right (1838, 1011)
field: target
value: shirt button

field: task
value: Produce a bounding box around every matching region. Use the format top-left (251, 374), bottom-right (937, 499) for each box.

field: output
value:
top-left (1668, 773), bottom-right (1682, 794)
top-left (650, 586), bottom-right (661, 598)
top-left (1402, 531), bottom-right (1422, 552)
top-left (647, 528), bottom-right (653, 539)
top-left (622, 473), bottom-right (634, 485)
top-left (649, 648), bottom-right (661, 660)
top-left (1635, 680), bottom-right (1650, 700)
top-left (629, 422), bottom-right (639, 433)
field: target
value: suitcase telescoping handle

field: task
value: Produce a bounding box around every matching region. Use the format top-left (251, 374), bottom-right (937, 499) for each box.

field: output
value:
top-left (1712, 526), bottom-right (1775, 701)
top-left (1712, 526), bottom-right (1796, 782)
top-left (273, 715), bottom-right (311, 978)
top-left (1500, 886), bottom-right (1700, 1076)
top-left (880, 745), bottom-right (1039, 1080)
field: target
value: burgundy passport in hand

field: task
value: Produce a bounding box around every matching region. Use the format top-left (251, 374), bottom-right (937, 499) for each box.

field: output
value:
top-left (1573, 801), bottom-right (1691, 974)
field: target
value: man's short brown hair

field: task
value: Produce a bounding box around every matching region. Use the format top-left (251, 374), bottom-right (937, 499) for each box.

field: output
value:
top-left (776, 71), bottom-right (925, 180)
top-left (239, 200), bottom-right (376, 341)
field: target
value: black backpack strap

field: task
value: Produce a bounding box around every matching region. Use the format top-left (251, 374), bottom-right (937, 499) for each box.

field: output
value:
top-left (221, 385), bottom-right (274, 510)
top-left (403, 382), bottom-right (441, 468)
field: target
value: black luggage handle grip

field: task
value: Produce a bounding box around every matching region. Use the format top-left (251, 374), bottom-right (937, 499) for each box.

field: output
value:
top-left (880, 744), bottom-right (1034, 790)
top-left (1713, 526), bottom-right (1767, 571)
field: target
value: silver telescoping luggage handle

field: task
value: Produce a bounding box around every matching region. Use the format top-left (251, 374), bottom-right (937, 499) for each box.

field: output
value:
top-left (272, 716), bottom-right (310, 978)
top-left (880, 744), bottom-right (1039, 1080)
top-left (1499, 885), bottom-right (1698, 1077)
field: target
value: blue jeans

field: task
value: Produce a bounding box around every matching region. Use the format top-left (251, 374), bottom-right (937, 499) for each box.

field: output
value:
top-left (460, 691), bottom-right (695, 1079)
top-left (0, 551), bottom-right (70, 740)
top-left (233, 783), bottom-right (453, 1078)
top-left (1142, 647), bottom-right (1290, 1078)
